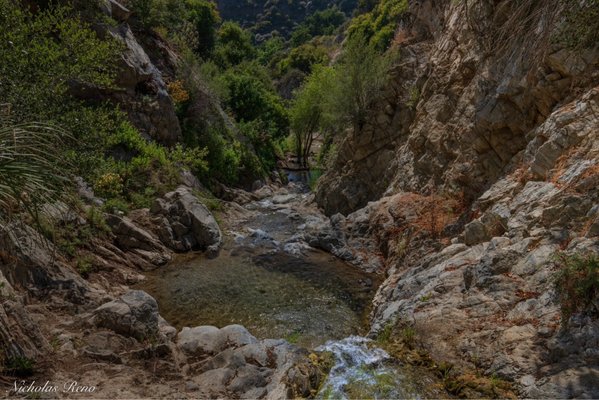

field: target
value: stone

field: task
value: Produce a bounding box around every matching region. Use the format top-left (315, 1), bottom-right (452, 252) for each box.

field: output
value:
top-left (158, 316), bottom-right (177, 340)
top-left (100, 0), bottom-right (131, 21)
top-left (92, 290), bottom-right (160, 340)
top-left (463, 220), bottom-right (489, 246)
top-left (177, 326), bottom-right (225, 356)
top-left (106, 214), bottom-right (171, 267)
top-left (0, 224), bottom-right (88, 301)
top-left (151, 186), bottom-right (222, 257)
top-left (96, 24), bottom-right (181, 145)
top-left (221, 325), bottom-right (258, 348)
top-left (587, 218), bottom-right (599, 237)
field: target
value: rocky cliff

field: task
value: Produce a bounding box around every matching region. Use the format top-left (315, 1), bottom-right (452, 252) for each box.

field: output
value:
top-left (314, 0), bottom-right (599, 397)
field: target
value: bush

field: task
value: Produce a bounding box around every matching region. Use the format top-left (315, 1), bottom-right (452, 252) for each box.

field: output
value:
top-left (554, 252), bottom-right (599, 322)
top-left (277, 42), bottom-right (330, 75)
top-left (4, 356), bottom-right (35, 377)
top-left (554, 0), bottom-right (599, 49)
top-left (348, 0), bottom-right (408, 50)
top-left (213, 21), bottom-right (256, 68)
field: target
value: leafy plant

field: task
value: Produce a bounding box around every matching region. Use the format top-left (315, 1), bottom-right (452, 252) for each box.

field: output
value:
top-left (553, 0), bottom-right (599, 49)
top-left (4, 356), bottom-right (35, 377)
top-left (76, 256), bottom-right (94, 279)
top-left (554, 252), bottom-right (599, 322)
top-left (0, 122), bottom-right (70, 228)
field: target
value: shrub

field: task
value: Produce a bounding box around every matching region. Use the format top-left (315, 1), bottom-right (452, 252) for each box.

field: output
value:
top-left (554, 252), bottom-right (599, 322)
top-left (554, 0), bottom-right (599, 49)
top-left (167, 80), bottom-right (190, 104)
top-left (213, 21), bottom-right (256, 68)
top-left (0, 122), bottom-right (70, 228)
top-left (4, 356), bottom-right (35, 377)
top-left (94, 173), bottom-right (124, 199)
top-left (348, 0), bottom-right (408, 50)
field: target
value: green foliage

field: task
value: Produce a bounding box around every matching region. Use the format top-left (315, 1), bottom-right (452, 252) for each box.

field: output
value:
top-left (76, 255), bottom-right (94, 279)
top-left (407, 86), bottom-right (420, 109)
top-left (554, 0), bottom-right (599, 49)
top-left (331, 34), bottom-right (395, 130)
top-left (308, 169), bottom-right (323, 192)
top-left (4, 356), bottom-right (35, 377)
top-left (128, 0), bottom-right (220, 57)
top-left (289, 7), bottom-right (347, 46)
top-left (0, 1), bottom-right (120, 123)
top-left (554, 252), bottom-right (599, 322)
top-left (0, 122), bottom-right (70, 227)
top-left (290, 65), bottom-right (337, 167)
top-left (285, 330), bottom-right (302, 344)
top-left (221, 66), bottom-right (289, 139)
top-left (348, 0), bottom-right (408, 50)
top-left (277, 42), bottom-right (330, 75)
top-left (257, 36), bottom-right (286, 65)
top-left (186, 0), bottom-right (221, 57)
top-left (214, 21), bottom-right (256, 68)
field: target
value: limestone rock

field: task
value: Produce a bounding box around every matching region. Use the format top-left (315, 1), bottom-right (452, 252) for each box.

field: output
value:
top-left (106, 214), bottom-right (171, 267)
top-left (179, 325), bottom-right (324, 399)
top-left (151, 186), bottom-right (222, 257)
top-left (92, 290), bottom-right (160, 340)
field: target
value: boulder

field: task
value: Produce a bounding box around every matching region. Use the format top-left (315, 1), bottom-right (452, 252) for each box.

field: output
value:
top-left (106, 214), bottom-right (171, 267)
top-left (100, 0), bottom-right (131, 22)
top-left (151, 186), bottom-right (222, 257)
top-left (463, 220), bottom-right (489, 246)
top-left (177, 324), bottom-right (257, 356)
top-left (179, 325), bottom-right (325, 399)
top-left (177, 326), bottom-right (225, 356)
top-left (92, 290), bottom-right (160, 340)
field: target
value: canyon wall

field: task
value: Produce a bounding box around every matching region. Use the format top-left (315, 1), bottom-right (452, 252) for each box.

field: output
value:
top-left (315, 0), bottom-right (599, 397)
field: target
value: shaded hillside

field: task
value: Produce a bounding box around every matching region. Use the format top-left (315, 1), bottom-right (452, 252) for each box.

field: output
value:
top-left (216, 0), bottom-right (358, 39)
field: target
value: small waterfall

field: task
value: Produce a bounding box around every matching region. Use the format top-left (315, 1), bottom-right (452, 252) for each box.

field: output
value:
top-left (316, 336), bottom-right (421, 400)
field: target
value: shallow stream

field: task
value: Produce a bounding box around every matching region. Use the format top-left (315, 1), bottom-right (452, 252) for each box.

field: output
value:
top-left (140, 183), bottom-right (441, 398)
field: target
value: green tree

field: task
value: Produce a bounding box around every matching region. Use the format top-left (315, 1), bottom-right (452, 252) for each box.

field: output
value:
top-left (331, 34), bottom-right (394, 131)
top-left (221, 69), bottom-right (289, 139)
top-left (278, 43), bottom-right (329, 75)
top-left (214, 21), bottom-right (256, 68)
top-left (186, 0), bottom-right (221, 58)
top-left (290, 66), bottom-right (337, 167)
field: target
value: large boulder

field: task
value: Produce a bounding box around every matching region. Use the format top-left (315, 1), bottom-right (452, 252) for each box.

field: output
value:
top-left (177, 325), bottom-right (258, 357)
top-left (92, 290), bottom-right (160, 340)
top-left (151, 186), bottom-right (222, 257)
top-left (106, 214), bottom-right (171, 267)
top-left (176, 325), bottom-right (325, 399)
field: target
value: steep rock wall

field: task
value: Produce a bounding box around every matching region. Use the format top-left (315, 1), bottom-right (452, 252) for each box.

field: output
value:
top-left (313, 0), bottom-right (599, 397)
top-left (316, 0), bottom-right (599, 216)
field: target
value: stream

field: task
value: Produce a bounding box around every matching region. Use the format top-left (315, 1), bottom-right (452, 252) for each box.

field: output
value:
top-left (140, 180), bottom-right (441, 398)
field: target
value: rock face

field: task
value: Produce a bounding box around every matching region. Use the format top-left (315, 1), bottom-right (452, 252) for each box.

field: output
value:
top-left (151, 186), bottom-right (223, 257)
top-left (70, 3), bottom-right (181, 145)
top-left (0, 224), bottom-right (88, 300)
top-left (106, 23), bottom-right (181, 145)
top-left (312, 0), bottom-right (599, 397)
top-left (316, 1), bottom-right (599, 216)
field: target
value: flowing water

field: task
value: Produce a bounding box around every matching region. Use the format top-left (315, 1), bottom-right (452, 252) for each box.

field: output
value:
top-left (316, 337), bottom-right (444, 399)
top-left (139, 183), bottom-right (440, 398)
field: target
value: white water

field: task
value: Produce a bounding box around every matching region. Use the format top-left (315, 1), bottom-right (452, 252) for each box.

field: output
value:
top-left (316, 336), bottom-right (422, 400)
